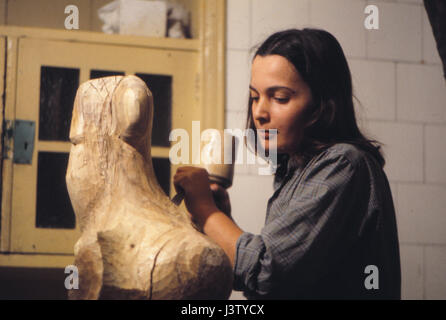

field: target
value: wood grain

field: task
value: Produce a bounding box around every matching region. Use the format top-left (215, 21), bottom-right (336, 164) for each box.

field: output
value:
top-left (66, 75), bottom-right (232, 299)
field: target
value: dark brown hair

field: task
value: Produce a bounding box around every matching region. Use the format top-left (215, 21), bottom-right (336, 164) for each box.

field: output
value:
top-left (246, 28), bottom-right (385, 168)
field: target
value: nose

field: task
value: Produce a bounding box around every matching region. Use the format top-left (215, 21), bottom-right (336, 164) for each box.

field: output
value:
top-left (252, 97), bottom-right (270, 126)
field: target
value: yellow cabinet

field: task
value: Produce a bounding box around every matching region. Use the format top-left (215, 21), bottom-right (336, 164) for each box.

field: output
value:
top-left (0, 0), bottom-right (225, 270)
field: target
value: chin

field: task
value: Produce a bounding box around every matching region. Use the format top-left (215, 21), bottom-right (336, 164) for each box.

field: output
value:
top-left (259, 139), bottom-right (280, 155)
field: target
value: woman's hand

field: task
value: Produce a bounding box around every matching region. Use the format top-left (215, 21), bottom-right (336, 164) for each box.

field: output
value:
top-left (173, 166), bottom-right (218, 226)
top-left (174, 166), bottom-right (242, 267)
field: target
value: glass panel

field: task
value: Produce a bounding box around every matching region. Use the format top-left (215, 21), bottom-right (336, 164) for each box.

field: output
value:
top-left (135, 73), bottom-right (172, 147)
top-left (36, 152), bottom-right (75, 229)
top-left (152, 157), bottom-right (171, 196)
top-left (39, 66), bottom-right (79, 141)
top-left (90, 69), bottom-right (124, 80)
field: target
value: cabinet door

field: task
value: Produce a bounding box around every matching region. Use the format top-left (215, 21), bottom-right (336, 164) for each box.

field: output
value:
top-left (10, 38), bottom-right (199, 254)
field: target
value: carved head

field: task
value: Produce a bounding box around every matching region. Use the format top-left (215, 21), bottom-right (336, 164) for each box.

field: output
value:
top-left (66, 75), bottom-right (153, 227)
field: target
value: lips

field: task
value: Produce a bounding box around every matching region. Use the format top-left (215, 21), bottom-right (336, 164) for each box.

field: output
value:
top-left (258, 129), bottom-right (277, 140)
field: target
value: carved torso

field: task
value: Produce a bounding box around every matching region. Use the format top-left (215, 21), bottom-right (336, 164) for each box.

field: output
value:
top-left (66, 75), bottom-right (233, 299)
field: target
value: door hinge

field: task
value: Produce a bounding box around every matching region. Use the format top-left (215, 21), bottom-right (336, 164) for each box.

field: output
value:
top-left (3, 119), bottom-right (35, 164)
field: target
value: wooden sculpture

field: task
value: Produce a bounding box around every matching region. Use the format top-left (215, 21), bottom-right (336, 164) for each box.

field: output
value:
top-left (66, 75), bottom-right (233, 299)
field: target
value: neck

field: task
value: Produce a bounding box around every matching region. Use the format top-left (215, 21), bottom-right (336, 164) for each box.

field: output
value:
top-left (105, 140), bottom-right (190, 225)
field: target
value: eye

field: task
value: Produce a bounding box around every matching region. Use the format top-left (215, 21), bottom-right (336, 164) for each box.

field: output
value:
top-left (274, 96), bottom-right (290, 104)
top-left (250, 95), bottom-right (259, 102)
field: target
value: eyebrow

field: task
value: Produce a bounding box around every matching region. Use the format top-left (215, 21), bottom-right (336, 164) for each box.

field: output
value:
top-left (249, 85), bottom-right (296, 94)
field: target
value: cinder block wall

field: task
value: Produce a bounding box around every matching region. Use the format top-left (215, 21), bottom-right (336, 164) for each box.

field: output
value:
top-left (225, 0), bottom-right (446, 300)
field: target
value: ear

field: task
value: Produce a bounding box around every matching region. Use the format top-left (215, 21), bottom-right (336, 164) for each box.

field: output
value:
top-left (113, 75), bottom-right (154, 151)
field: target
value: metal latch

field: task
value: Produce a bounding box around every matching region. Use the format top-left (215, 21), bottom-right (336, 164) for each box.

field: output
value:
top-left (4, 120), bottom-right (36, 164)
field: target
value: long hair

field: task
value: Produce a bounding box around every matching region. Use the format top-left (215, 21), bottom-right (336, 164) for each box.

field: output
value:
top-left (246, 28), bottom-right (385, 168)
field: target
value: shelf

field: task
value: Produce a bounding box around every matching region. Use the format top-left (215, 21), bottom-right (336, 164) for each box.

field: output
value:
top-left (0, 253), bottom-right (74, 268)
top-left (0, 26), bottom-right (201, 52)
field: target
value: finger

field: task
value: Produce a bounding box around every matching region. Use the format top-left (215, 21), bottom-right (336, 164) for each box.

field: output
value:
top-left (174, 184), bottom-right (184, 195)
top-left (174, 166), bottom-right (188, 175)
top-left (210, 183), bottom-right (226, 196)
top-left (176, 166), bottom-right (195, 173)
top-left (173, 174), bottom-right (186, 193)
top-left (210, 184), bottom-right (221, 198)
top-left (211, 182), bottom-right (226, 193)
top-left (173, 172), bottom-right (182, 186)
top-left (174, 180), bottom-right (185, 194)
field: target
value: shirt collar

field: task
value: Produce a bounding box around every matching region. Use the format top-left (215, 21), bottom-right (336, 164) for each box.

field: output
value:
top-left (273, 154), bottom-right (305, 189)
top-left (273, 147), bottom-right (331, 190)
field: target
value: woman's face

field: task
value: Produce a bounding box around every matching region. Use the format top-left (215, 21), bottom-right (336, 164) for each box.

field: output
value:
top-left (250, 54), bottom-right (312, 155)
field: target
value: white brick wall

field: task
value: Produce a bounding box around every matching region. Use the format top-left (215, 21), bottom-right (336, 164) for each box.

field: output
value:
top-left (397, 184), bottom-right (446, 244)
top-left (310, 0), bottom-right (367, 58)
top-left (251, 0), bottom-right (309, 47)
top-left (349, 59), bottom-right (396, 120)
top-left (226, 50), bottom-right (251, 113)
top-left (397, 64), bottom-right (446, 123)
top-left (425, 247), bottom-right (446, 299)
top-left (225, 0), bottom-right (446, 300)
top-left (425, 125), bottom-right (446, 184)
top-left (400, 245), bottom-right (424, 299)
top-left (367, 2), bottom-right (422, 61)
top-left (226, 0), bottom-right (250, 50)
top-left (228, 175), bottom-right (272, 233)
top-left (397, 0), bottom-right (423, 5)
top-left (365, 121), bottom-right (424, 182)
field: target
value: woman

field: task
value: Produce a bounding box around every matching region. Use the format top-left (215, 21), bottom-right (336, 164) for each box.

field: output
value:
top-left (174, 28), bottom-right (401, 299)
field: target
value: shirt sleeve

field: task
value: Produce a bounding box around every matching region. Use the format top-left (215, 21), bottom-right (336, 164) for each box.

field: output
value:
top-left (233, 150), bottom-right (369, 298)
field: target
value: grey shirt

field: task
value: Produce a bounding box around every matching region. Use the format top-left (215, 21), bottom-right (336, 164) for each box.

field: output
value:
top-left (233, 143), bottom-right (401, 299)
